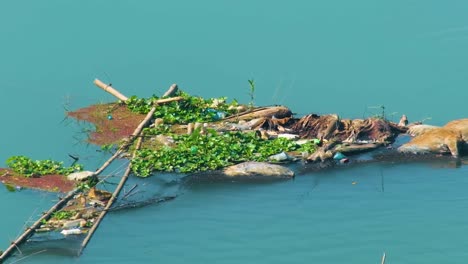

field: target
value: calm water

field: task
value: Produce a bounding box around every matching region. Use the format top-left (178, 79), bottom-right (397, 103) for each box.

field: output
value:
top-left (1, 1), bottom-right (468, 263)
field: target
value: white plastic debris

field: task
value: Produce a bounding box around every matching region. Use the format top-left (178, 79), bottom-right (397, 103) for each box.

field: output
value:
top-left (61, 228), bottom-right (82, 235)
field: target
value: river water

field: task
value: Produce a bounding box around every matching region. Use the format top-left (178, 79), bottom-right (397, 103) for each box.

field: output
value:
top-left (1, 1), bottom-right (468, 263)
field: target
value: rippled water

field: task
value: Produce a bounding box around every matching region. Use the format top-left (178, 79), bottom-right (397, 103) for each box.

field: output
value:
top-left (1, 1), bottom-right (468, 263)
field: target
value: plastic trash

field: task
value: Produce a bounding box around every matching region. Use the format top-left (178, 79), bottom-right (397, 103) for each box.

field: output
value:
top-left (190, 146), bottom-right (198, 154)
top-left (61, 228), bottom-right (82, 236)
top-left (269, 152), bottom-right (294, 162)
top-left (339, 158), bottom-right (349, 164)
top-left (207, 109), bottom-right (226, 120)
top-left (277, 134), bottom-right (299, 140)
top-left (269, 152), bottom-right (288, 161)
top-left (216, 111), bottom-right (226, 120)
top-left (333, 152), bottom-right (346, 160)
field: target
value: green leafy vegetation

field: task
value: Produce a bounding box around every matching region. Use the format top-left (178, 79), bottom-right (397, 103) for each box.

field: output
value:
top-left (6, 156), bottom-right (83, 177)
top-left (52, 210), bottom-right (75, 220)
top-left (4, 184), bottom-right (16, 192)
top-left (76, 176), bottom-right (99, 191)
top-left (126, 91), bottom-right (241, 124)
top-left (100, 143), bottom-right (117, 154)
top-left (131, 129), bottom-right (317, 176)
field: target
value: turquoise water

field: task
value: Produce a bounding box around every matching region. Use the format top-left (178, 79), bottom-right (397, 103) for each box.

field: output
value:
top-left (1, 1), bottom-right (468, 263)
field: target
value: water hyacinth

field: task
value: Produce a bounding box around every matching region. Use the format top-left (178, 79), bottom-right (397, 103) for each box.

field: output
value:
top-left (131, 130), bottom-right (317, 176)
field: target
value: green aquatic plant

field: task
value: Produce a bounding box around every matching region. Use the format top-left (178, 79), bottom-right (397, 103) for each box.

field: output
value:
top-left (248, 79), bottom-right (255, 109)
top-left (6, 156), bottom-right (83, 177)
top-left (131, 130), bottom-right (317, 176)
top-left (297, 141), bottom-right (317, 154)
top-left (100, 143), bottom-right (117, 154)
top-left (126, 92), bottom-right (240, 124)
top-left (52, 210), bottom-right (75, 220)
top-left (4, 184), bottom-right (16, 192)
top-left (76, 176), bottom-right (99, 191)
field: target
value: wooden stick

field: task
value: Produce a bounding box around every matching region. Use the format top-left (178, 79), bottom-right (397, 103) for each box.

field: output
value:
top-left (0, 189), bottom-right (80, 262)
top-left (79, 135), bottom-right (143, 255)
top-left (94, 79), bottom-right (129, 102)
top-left (153, 96), bottom-right (184, 104)
top-left (162, 84), bottom-right (178, 97)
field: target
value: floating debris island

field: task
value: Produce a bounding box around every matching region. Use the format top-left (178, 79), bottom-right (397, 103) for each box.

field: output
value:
top-left (67, 80), bottom-right (408, 178)
top-left (4, 78), bottom-right (466, 262)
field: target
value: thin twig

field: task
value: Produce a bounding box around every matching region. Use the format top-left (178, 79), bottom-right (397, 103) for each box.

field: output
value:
top-left (122, 184), bottom-right (138, 200)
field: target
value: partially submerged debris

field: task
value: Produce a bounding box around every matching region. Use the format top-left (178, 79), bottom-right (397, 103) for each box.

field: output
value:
top-left (66, 82), bottom-right (411, 177)
top-left (67, 171), bottom-right (95, 181)
top-left (36, 187), bottom-right (112, 235)
top-left (399, 119), bottom-right (468, 157)
top-left (223, 161), bottom-right (295, 179)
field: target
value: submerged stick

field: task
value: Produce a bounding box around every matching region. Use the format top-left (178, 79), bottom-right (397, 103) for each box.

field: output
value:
top-left (0, 189), bottom-right (80, 262)
top-left (380, 169), bottom-right (385, 193)
top-left (94, 79), bottom-right (129, 102)
top-left (122, 184), bottom-right (138, 200)
top-left (381, 252), bottom-right (386, 264)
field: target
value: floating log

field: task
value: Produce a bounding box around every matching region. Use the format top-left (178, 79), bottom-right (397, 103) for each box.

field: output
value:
top-left (0, 189), bottom-right (80, 262)
top-left (94, 79), bottom-right (129, 102)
